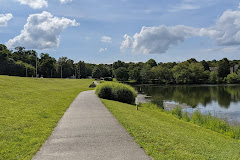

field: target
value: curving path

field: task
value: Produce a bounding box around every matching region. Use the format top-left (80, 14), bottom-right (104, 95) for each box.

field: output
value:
top-left (32, 90), bottom-right (151, 160)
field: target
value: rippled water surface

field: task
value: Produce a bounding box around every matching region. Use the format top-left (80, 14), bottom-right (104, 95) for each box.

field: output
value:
top-left (134, 84), bottom-right (240, 122)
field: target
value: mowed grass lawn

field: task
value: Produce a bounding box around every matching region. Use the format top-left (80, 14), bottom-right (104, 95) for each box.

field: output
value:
top-left (102, 99), bottom-right (240, 160)
top-left (0, 75), bottom-right (93, 160)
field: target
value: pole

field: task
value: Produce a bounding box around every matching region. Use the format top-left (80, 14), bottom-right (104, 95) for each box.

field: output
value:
top-left (36, 53), bottom-right (37, 78)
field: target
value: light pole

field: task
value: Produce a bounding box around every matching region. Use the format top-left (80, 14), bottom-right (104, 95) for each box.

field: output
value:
top-left (36, 53), bottom-right (38, 78)
top-left (51, 68), bottom-right (54, 78)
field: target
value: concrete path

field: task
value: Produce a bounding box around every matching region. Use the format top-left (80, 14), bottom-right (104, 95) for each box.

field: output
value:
top-left (32, 90), bottom-right (151, 160)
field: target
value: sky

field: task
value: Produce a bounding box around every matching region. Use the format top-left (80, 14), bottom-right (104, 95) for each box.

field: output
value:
top-left (0, 0), bottom-right (240, 64)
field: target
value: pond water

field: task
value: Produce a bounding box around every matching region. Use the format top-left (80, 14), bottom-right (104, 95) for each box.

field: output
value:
top-left (134, 84), bottom-right (240, 122)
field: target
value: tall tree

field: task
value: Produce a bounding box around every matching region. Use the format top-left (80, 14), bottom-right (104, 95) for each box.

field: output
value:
top-left (217, 58), bottom-right (230, 79)
top-left (146, 59), bottom-right (157, 68)
top-left (114, 67), bottom-right (129, 81)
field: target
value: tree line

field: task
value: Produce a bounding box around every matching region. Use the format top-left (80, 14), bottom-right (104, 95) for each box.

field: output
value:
top-left (1, 43), bottom-right (240, 84)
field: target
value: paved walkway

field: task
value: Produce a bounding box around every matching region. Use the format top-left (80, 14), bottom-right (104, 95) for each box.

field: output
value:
top-left (32, 90), bottom-right (151, 160)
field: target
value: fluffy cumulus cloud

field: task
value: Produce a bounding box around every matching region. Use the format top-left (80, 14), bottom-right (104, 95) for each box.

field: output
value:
top-left (0, 13), bottom-right (13, 27)
top-left (121, 9), bottom-right (240, 54)
top-left (208, 10), bottom-right (240, 46)
top-left (99, 48), bottom-right (107, 53)
top-left (16, 0), bottom-right (48, 9)
top-left (60, 0), bottom-right (72, 4)
top-left (121, 25), bottom-right (208, 54)
top-left (6, 11), bottom-right (79, 49)
top-left (101, 36), bottom-right (112, 43)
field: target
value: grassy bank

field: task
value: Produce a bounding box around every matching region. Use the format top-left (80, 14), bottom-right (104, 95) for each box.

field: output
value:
top-left (0, 75), bottom-right (93, 159)
top-left (102, 99), bottom-right (240, 159)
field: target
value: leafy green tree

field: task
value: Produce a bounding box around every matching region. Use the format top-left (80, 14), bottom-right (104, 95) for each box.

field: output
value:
top-left (189, 63), bottom-right (205, 84)
top-left (146, 59), bottom-right (157, 68)
top-left (114, 67), bottom-right (129, 81)
top-left (39, 53), bottom-right (56, 78)
top-left (226, 73), bottom-right (239, 84)
top-left (187, 58), bottom-right (198, 64)
top-left (201, 60), bottom-right (209, 71)
top-left (57, 57), bottom-right (75, 78)
top-left (112, 60), bottom-right (126, 70)
top-left (140, 64), bottom-right (151, 83)
top-left (92, 64), bottom-right (111, 78)
top-left (209, 71), bottom-right (218, 84)
top-left (217, 58), bottom-right (230, 79)
top-left (129, 67), bottom-right (141, 82)
top-left (172, 62), bottom-right (190, 84)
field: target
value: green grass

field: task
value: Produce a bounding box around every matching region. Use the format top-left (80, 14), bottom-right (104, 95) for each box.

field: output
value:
top-left (0, 75), bottom-right (93, 160)
top-left (101, 99), bottom-right (240, 160)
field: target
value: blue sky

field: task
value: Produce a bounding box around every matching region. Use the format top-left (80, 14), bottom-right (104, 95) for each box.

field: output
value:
top-left (0, 0), bottom-right (240, 64)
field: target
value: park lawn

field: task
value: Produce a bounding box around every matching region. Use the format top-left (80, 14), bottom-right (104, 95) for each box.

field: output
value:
top-left (0, 75), bottom-right (93, 160)
top-left (102, 99), bottom-right (240, 160)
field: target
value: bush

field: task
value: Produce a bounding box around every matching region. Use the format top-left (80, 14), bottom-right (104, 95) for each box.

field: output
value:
top-left (95, 82), bottom-right (136, 104)
top-left (226, 73), bottom-right (239, 84)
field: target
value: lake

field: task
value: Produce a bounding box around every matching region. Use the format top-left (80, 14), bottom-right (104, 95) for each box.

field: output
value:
top-left (134, 84), bottom-right (240, 122)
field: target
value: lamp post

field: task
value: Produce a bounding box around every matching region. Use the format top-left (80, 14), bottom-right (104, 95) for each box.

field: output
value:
top-left (36, 53), bottom-right (38, 78)
top-left (51, 68), bottom-right (54, 78)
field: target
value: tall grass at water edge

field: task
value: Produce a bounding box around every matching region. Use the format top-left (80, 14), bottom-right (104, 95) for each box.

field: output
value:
top-left (170, 106), bottom-right (240, 139)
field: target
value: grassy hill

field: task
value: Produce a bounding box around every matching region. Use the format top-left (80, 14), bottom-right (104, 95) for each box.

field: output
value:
top-left (102, 99), bottom-right (240, 160)
top-left (0, 75), bottom-right (93, 159)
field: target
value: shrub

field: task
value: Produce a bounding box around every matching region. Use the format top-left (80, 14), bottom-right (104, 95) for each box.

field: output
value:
top-left (95, 82), bottom-right (137, 104)
top-left (226, 73), bottom-right (239, 84)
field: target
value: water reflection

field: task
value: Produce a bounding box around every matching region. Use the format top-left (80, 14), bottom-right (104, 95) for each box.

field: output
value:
top-left (134, 84), bottom-right (240, 109)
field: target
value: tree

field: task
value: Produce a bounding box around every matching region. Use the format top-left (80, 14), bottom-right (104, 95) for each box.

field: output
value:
top-left (146, 59), bottom-right (157, 68)
top-left (114, 67), bottom-right (129, 81)
top-left (188, 63), bottom-right (205, 84)
top-left (140, 64), bottom-right (151, 83)
top-left (217, 58), bottom-right (230, 79)
top-left (209, 71), bottom-right (218, 84)
top-left (39, 53), bottom-right (56, 78)
top-left (57, 57), bottom-right (75, 78)
top-left (129, 67), bottom-right (141, 82)
top-left (226, 73), bottom-right (239, 84)
top-left (187, 58), bottom-right (198, 64)
top-left (201, 60), bottom-right (209, 71)
top-left (92, 64), bottom-right (111, 78)
top-left (172, 62), bottom-right (190, 84)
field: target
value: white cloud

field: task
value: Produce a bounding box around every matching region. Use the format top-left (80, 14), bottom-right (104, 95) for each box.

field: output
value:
top-left (121, 9), bottom-right (240, 54)
top-left (16, 0), bottom-right (48, 9)
top-left (99, 48), bottom-right (107, 53)
top-left (169, 3), bottom-right (200, 12)
top-left (60, 0), bottom-right (72, 4)
top-left (121, 25), bottom-right (208, 54)
top-left (6, 11), bottom-right (79, 50)
top-left (0, 13), bottom-right (13, 27)
top-left (101, 36), bottom-right (112, 43)
top-left (207, 10), bottom-right (240, 46)
top-left (120, 34), bottom-right (133, 50)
